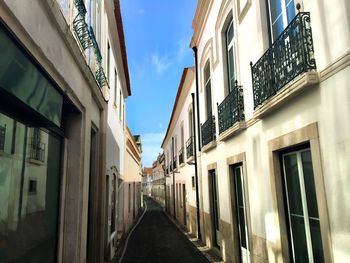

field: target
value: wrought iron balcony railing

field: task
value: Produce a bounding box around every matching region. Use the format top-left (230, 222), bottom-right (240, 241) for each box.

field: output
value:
top-left (251, 11), bottom-right (316, 109)
top-left (179, 147), bottom-right (184, 165)
top-left (0, 125), bottom-right (5, 151)
top-left (173, 156), bottom-right (177, 169)
top-left (217, 81), bottom-right (245, 134)
top-left (89, 27), bottom-right (108, 88)
top-left (186, 136), bottom-right (194, 159)
top-left (29, 137), bottom-right (46, 162)
top-left (72, 0), bottom-right (93, 50)
top-left (201, 115), bottom-right (216, 146)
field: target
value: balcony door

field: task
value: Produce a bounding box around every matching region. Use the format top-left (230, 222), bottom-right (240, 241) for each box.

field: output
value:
top-left (281, 149), bottom-right (324, 262)
top-left (267, 0), bottom-right (296, 41)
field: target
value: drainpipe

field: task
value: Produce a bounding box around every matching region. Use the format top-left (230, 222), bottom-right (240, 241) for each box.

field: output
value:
top-left (192, 93), bottom-right (202, 240)
top-left (172, 137), bottom-right (176, 218)
top-left (192, 46), bottom-right (201, 151)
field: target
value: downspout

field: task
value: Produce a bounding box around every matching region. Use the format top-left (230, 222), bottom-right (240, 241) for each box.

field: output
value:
top-left (172, 137), bottom-right (176, 218)
top-left (191, 93), bottom-right (202, 241)
top-left (192, 46), bottom-right (201, 151)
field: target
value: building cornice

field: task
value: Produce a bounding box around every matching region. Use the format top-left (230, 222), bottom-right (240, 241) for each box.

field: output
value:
top-left (190, 0), bottom-right (213, 48)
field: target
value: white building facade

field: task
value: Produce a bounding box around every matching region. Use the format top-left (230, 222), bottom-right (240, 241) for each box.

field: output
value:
top-left (189, 0), bottom-right (350, 262)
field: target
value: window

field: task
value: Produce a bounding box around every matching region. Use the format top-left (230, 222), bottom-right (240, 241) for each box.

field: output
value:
top-left (114, 69), bottom-right (118, 105)
top-left (281, 148), bottom-right (324, 262)
top-left (28, 179), bottom-right (37, 194)
top-left (119, 90), bottom-right (122, 121)
top-left (107, 42), bottom-right (110, 81)
top-left (181, 124), bottom-right (184, 149)
top-left (188, 107), bottom-right (193, 137)
top-left (90, 0), bottom-right (101, 47)
top-left (225, 18), bottom-right (236, 93)
top-left (204, 61), bottom-right (212, 118)
top-left (192, 176), bottom-right (195, 189)
top-left (267, 0), bottom-right (296, 41)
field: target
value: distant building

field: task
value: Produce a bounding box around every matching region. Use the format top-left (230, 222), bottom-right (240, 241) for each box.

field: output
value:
top-left (151, 153), bottom-right (166, 206)
top-left (142, 167), bottom-right (153, 197)
top-left (117, 127), bottom-right (142, 242)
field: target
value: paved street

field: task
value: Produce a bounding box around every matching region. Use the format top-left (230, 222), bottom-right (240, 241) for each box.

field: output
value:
top-left (120, 197), bottom-right (209, 263)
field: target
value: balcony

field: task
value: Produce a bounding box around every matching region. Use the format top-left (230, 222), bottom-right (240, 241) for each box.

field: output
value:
top-left (179, 147), bottom-right (184, 165)
top-left (89, 27), bottom-right (108, 88)
top-left (217, 81), bottom-right (245, 140)
top-left (72, 0), bottom-right (93, 50)
top-left (29, 137), bottom-right (45, 163)
top-left (0, 125), bottom-right (5, 151)
top-left (186, 136), bottom-right (194, 159)
top-left (251, 12), bottom-right (317, 116)
top-left (201, 115), bottom-right (216, 148)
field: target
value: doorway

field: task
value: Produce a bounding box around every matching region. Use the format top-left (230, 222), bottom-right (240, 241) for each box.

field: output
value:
top-left (208, 169), bottom-right (219, 247)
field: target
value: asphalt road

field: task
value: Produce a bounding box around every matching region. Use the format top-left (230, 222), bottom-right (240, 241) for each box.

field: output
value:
top-left (120, 197), bottom-right (209, 263)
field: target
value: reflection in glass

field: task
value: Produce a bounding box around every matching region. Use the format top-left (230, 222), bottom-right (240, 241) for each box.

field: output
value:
top-left (0, 112), bottom-right (61, 262)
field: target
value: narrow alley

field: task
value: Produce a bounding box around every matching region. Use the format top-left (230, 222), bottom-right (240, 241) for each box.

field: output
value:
top-left (118, 197), bottom-right (209, 263)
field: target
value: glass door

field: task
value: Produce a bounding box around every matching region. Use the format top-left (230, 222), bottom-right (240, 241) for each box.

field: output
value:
top-left (209, 170), bottom-right (219, 247)
top-left (233, 165), bottom-right (250, 263)
top-left (282, 149), bottom-right (324, 262)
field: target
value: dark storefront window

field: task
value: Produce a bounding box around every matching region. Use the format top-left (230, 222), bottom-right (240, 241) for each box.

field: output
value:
top-left (0, 112), bottom-right (62, 262)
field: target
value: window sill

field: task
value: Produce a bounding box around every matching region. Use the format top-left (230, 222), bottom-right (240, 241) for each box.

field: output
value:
top-left (253, 71), bottom-right (319, 119)
top-left (186, 156), bottom-right (194, 164)
top-left (179, 163), bottom-right (185, 168)
top-left (27, 158), bottom-right (45, 165)
top-left (218, 121), bottom-right (246, 142)
top-left (201, 140), bottom-right (217, 153)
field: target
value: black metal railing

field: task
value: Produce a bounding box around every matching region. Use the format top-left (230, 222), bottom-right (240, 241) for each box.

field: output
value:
top-left (186, 136), bottom-right (194, 159)
top-left (0, 125), bottom-right (5, 151)
top-left (89, 27), bottom-right (108, 88)
top-left (201, 115), bottom-right (216, 146)
top-left (29, 137), bottom-right (46, 162)
top-left (72, 0), bottom-right (93, 50)
top-left (217, 81), bottom-right (245, 134)
top-left (179, 147), bottom-right (184, 164)
top-left (173, 156), bottom-right (177, 169)
top-left (251, 11), bottom-right (316, 109)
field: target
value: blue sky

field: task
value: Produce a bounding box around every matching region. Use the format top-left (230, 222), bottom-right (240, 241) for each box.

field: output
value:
top-left (120, 0), bottom-right (197, 167)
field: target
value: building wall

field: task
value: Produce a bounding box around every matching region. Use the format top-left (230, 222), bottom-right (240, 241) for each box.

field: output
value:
top-left (191, 0), bottom-right (350, 262)
top-left (0, 0), bottom-right (108, 262)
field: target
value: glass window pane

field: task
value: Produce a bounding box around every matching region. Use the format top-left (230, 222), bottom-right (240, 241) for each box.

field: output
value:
top-left (228, 47), bottom-right (235, 92)
top-left (0, 112), bottom-right (61, 262)
top-left (301, 150), bottom-right (319, 219)
top-left (270, 0), bottom-right (283, 23)
top-left (239, 207), bottom-right (247, 248)
top-left (290, 215), bottom-right (309, 262)
top-left (283, 154), bottom-right (303, 215)
top-left (286, 0), bottom-right (296, 23)
top-left (234, 167), bottom-right (244, 206)
top-left (226, 20), bottom-right (233, 46)
top-left (272, 16), bottom-right (285, 40)
top-left (309, 219), bottom-right (325, 263)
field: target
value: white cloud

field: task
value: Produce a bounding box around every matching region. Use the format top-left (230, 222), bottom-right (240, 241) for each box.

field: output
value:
top-left (141, 132), bottom-right (165, 167)
top-left (151, 53), bottom-right (171, 75)
top-left (176, 39), bottom-right (188, 62)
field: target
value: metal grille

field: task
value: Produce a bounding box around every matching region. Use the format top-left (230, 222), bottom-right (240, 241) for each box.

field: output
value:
top-left (29, 137), bottom-right (45, 162)
top-left (217, 81), bottom-right (245, 134)
top-left (72, 0), bottom-right (93, 50)
top-left (179, 147), bottom-right (184, 165)
top-left (201, 115), bottom-right (216, 146)
top-left (186, 136), bottom-right (194, 159)
top-left (251, 12), bottom-right (316, 109)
